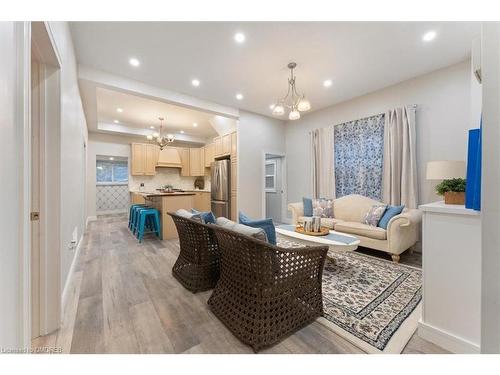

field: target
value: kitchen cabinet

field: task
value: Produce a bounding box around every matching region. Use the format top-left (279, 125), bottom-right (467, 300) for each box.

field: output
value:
top-left (230, 131), bottom-right (237, 159)
top-left (222, 133), bottom-right (231, 155)
top-left (214, 136), bottom-right (223, 157)
top-left (231, 192), bottom-right (237, 221)
top-left (193, 191), bottom-right (211, 212)
top-left (189, 148), bottom-right (204, 176)
top-left (204, 143), bottom-right (215, 167)
top-left (130, 192), bottom-right (146, 205)
top-left (131, 143), bottom-right (158, 176)
top-left (178, 148), bottom-right (190, 177)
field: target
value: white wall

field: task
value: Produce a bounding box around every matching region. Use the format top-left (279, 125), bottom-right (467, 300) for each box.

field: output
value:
top-left (48, 22), bottom-right (89, 291)
top-left (0, 22), bottom-right (23, 348)
top-left (285, 60), bottom-right (473, 208)
top-left (238, 111), bottom-right (286, 218)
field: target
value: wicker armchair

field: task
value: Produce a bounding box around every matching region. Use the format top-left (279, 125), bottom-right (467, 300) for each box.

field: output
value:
top-left (168, 212), bottom-right (220, 293)
top-left (208, 224), bottom-right (328, 352)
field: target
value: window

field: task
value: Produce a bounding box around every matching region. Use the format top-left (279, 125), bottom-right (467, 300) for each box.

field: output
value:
top-left (334, 114), bottom-right (385, 200)
top-left (265, 159), bottom-right (277, 192)
top-left (96, 159), bottom-right (128, 184)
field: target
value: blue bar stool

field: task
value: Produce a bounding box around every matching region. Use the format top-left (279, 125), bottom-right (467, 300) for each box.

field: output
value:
top-left (136, 208), bottom-right (161, 243)
top-left (131, 206), bottom-right (151, 234)
top-left (129, 204), bottom-right (146, 230)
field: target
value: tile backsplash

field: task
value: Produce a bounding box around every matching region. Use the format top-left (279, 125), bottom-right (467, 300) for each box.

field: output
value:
top-left (129, 168), bottom-right (210, 192)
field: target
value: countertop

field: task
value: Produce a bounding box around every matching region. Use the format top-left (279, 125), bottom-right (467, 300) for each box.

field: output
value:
top-left (418, 201), bottom-right (480, 216)
top-left (133, 191), bottom-right (196, 198)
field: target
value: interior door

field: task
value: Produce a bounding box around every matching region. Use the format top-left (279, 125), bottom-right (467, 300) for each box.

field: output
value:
top-left (31, 57), bottom-right (41, 339)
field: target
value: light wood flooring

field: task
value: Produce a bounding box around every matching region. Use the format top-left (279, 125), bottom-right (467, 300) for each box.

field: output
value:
top-left (32, 214), bottom-right (447, 354)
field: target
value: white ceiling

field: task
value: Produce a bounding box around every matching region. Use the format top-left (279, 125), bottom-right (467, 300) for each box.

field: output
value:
top-left (96, 87), bottom-right (217, 138)
top-left (70, 22), bottom-right (480, 117)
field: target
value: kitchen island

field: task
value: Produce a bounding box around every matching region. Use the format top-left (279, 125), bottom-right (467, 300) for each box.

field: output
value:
top-left (133, 191), bottom-right (195, 240)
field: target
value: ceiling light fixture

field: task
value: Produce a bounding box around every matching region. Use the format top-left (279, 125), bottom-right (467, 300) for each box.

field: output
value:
top-left (234, 32), bottom-right (246, 43)
top-left (149, 126), bottom-right (155, 129)
top-left (272, 62), bottom-right (311, 120)
top-left (129, 57), bottom-right (140, 67)
top-left (113, 120), bottom-right (120, 124)
top-left (191, 79), bottom-right (200, 87)
top-left (109, 157), bottom-right (114, 160)
top-left (422, 30), bottom-right (437, 42)
top-left (270, 104), bottom-right (276, 110)
top-left (323, 79), bottom-right (333, 88)
top-left (193, 123), bottom-right (198, 127)
top-left (146, 117), bottom-right (175, 150)
top-left (236, 93), bottom-right (244, 100)
top-left (116, 108), bottom-right (123, 113)
top-left (180, 130), bottom-right (185, 134)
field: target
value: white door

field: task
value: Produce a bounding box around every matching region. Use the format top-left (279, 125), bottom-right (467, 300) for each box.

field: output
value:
top-left (30, 57), bottom-right (41, 339)
top-left (265, 157), bottom-right (284, 223)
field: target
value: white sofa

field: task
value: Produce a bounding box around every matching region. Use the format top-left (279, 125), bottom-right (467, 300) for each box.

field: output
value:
top-left (288, 194), bottom-right (422, 262)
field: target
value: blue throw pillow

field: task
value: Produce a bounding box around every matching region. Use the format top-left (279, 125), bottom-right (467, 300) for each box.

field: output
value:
top-left (378, 205), bottom-right (405, 229)
top-left (303, 197), bottom-right (313, 217)
top-left (239, 211), bottom-right (276, 245)
top-left (191, 209), bottom-right (216, 224)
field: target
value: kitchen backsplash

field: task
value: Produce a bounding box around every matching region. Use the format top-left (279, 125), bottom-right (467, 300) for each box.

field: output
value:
top-left (129, 168), bottom-right (211, 192)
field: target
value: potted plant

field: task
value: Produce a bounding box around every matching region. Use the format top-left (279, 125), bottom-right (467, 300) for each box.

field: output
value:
top-left (435, 178), bottom-right (466, 205)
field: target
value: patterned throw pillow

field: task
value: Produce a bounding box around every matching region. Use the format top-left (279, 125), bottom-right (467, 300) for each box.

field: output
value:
top-left (363, 205), bottom-right (388, 227)
top-left (312, 198), bottom-right (334, 218)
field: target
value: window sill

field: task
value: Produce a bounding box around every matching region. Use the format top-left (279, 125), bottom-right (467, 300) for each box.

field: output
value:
top-left (96, 182), bottom-right (129, 186)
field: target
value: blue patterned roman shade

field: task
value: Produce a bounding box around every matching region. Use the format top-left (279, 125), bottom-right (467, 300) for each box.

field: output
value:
top-left (334, 114), bottom-right (385, 200)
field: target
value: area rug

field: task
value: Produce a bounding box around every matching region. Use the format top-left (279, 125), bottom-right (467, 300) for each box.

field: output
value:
top-left (277, 236), bottom-right (422, 354)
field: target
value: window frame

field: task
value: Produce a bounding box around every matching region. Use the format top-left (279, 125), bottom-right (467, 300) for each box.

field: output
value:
top-left (96, 159), bottom-right (129, 185)
top-left (265, 159), bottom-right (277, 193)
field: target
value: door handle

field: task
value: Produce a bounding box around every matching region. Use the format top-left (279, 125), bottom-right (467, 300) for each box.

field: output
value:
top-left (31, 212), bottom-right (40, 221)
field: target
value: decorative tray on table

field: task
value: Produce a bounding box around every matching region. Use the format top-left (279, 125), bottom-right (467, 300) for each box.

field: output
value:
top-left (295, 226), bottom-right (330, 236)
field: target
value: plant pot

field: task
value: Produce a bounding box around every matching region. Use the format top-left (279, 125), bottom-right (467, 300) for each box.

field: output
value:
top-left (444, 191), bottom-right (465, 205)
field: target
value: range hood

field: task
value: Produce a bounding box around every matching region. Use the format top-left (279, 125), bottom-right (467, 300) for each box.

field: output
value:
top-left (156, 147), bottom-right (182, 168)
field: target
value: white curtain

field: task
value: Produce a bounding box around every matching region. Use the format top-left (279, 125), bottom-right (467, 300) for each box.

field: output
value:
top-left (382, 106), bottom-right (418, 208)
top-left (310, 126), bottom-right (335, 199)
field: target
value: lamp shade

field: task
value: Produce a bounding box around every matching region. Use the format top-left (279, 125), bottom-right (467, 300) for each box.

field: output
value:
top-left (426, 161), bottom-right (466, 180)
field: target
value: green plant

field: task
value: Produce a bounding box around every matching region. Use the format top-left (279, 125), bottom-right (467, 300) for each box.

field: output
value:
top-left (435, 178), bottom-right (466, 196)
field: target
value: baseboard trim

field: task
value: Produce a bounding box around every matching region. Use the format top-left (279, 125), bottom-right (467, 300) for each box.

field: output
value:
top-left (86, 216), bottom-right (97, 227)
top-left (61, 235), bottom-right (83, 313)
top-left (418, 320), bottom-right (480, 353)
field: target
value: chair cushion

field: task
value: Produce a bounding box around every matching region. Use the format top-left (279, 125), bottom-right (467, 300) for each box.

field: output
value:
top-left (335, 221), bottom-right (387, 240)
top-left (302, 197), bottom-right (313, 217)
top-left (378, 205), bottom-right (405, 229)
top-left (176, 209), bottom-right (202, 222)
top-left (298, 216), bottom-right (343, 229)
top-left (216, 217), bottom-right (268, 243)
top-left (239, 212), bottom-right (276, 245)
top-left (363, 205), bottom-right (387, 226)
top-left (191, 209), bottom-right (216, 224)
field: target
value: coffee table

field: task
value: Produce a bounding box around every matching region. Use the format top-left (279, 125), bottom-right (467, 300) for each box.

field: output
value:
top-left (275, 224), bottom-right (360, 252)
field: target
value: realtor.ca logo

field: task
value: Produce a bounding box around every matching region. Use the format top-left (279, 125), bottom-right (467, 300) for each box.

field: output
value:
top-left (1, 346), bottom-right (62, 354)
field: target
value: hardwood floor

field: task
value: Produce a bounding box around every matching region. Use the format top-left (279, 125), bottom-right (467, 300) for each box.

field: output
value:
top-left (33, 214), bottom-right (447, 354)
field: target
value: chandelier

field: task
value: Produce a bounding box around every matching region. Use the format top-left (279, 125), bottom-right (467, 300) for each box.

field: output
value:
top-left (146, 117), bottom-right (174, 150)
top-left (272, 62), bottom-right (311, 120)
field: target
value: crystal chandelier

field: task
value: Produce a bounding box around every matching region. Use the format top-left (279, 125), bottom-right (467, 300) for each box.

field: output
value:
top-left (272, 62), bottom-right (311, 120)
top-left (146, 117), bottom-right (174, 150)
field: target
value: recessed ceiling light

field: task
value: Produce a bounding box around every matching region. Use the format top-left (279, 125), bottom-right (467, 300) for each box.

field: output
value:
top-left (149, 126), bottom-right (154, 129)
top-left (236, 93), bottom-right (244, 100)
top-left (191, 79), bottom-right (200, 87)
top-left (113, 120), bottom-right (120, 124)
top-left (192, 123), bottom-right (198, 127)
top-left (109, 157), bottom-right (114, 160)
top-left (234, 32), bottom-right (246, 43)
top-left (116, 108), bottom-right (123, 113)
top-left (422, 30), bottom-right (437, 42)
top-left (180, 130), bottom-right (185, 134)
top-left (323, 79), bottom-right (333, 88)
top-left (129, 57), bottom-right (140, 67)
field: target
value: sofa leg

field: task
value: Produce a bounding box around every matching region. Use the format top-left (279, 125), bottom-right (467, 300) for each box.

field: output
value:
top-left (391, 254), bottom-right (400, 263)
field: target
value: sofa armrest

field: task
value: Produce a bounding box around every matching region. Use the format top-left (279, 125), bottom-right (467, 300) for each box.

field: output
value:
top-left (287, 202), bottom-right (304, 225)
top-left (386, 209), bottom-right (422, 254)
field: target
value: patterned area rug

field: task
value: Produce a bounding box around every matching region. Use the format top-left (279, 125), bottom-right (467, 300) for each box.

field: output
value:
top-left (277, 236), bottom-right (422, 353)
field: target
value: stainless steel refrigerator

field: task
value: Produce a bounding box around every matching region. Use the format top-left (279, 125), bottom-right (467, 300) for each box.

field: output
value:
top-left (211, 159), bottom-right (231, 218)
